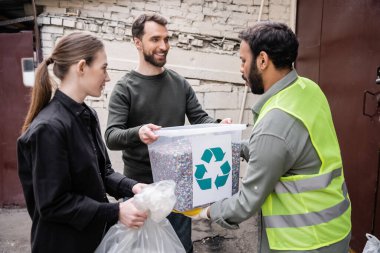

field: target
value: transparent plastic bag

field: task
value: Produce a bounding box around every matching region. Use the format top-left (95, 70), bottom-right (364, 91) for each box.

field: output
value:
top-left (94, 219), bottom-right (184, 253)
top-left (363, 233), bottom-right (380, 253)
top-left (95, 180), bottom-right (185, 253)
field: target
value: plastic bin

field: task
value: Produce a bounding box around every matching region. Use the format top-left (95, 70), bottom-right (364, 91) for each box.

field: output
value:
top-left (148, 124), bottom-right (246, 211)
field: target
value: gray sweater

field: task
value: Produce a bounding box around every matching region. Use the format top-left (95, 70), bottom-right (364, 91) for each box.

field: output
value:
top-left (105, 69), bottom-right (216, 183)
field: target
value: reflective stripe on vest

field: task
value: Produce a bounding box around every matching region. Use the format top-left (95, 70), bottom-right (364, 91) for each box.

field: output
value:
top-left (256, 77), bottom-right (351, 250)
top-left (274, 167), bottom-right (342, 194)
top-left (265, 179), bottom-right (350, 228)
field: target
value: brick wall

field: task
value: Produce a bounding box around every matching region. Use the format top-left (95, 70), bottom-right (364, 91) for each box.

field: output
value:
top-left (37, 0), bottom-right (294, 56)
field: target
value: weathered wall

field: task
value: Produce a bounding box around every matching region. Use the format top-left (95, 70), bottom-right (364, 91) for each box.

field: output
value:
top-left (34, 0), bottom-right (294, 251)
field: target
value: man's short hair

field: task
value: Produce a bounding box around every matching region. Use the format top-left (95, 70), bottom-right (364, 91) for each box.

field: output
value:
top-left (132, 13), bottom-right (168, 39)
top-left (239, 21), bottom-right (299, 69)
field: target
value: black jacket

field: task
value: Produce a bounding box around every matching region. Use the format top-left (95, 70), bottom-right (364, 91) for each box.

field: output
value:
top-left (17, 90), bottom-right (137, 253)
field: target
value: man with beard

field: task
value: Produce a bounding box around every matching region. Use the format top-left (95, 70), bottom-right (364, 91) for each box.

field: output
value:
top-left (189, 22), bottom-right (352, 252)
top-left (104, 14), bottom-right (230, 253)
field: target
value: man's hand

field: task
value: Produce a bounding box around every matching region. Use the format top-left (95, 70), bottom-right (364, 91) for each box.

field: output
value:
top-left (220, 118), bottom-right (232, 124)
top-left (138, 123), bottom-right (161, 144)
top-left (180, 207), bottom-right (210, 220)
top-left (132, 183), bottom-right (147, 194)
top-left (119, 198), bottom-right (148, 229)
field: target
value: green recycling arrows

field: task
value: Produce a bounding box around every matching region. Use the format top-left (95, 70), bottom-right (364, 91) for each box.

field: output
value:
top-left (194, 147), bottom-right (231, 190)
top-left (194, 164), bottom-right (211, 190)
top-left (215, 161), bottom-right (231, 188)
top-left (201, 147), bottom-right (225, 162)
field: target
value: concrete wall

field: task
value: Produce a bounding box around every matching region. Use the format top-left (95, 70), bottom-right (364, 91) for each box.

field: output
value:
top-left (34, 0), bottom-right (294, 251)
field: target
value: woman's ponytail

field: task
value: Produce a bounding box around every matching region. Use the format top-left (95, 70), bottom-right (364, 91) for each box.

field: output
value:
top-left (21, 58), bottom-right (53, 133)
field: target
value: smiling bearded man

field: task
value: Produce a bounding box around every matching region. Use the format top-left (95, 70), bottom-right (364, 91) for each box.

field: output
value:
top-left (104, 14), bottom-right (231, 253)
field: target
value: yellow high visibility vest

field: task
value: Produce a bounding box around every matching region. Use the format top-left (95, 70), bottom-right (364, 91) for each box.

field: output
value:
top-left (255, 77), bottom-right (351, 250)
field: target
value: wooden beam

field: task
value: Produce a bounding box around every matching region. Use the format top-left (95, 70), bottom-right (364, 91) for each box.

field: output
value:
top-left (0, 16), bottom-right (34, 26)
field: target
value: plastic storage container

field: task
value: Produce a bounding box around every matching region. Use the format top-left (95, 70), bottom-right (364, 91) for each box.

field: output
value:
top-left (148, 124), bottom-right (246, 211)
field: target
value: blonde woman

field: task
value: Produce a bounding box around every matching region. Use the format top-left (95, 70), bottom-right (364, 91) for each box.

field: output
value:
top-left (17, 32), bottom-right (148, 253)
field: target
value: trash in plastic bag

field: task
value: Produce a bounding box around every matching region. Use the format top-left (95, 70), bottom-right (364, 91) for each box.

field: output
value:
top-left (94, 219), bottom-right (184, 253)
top-left (95, 180), bottom-right (185, 253)
top-left (363, 233), bottom-right (380, 253)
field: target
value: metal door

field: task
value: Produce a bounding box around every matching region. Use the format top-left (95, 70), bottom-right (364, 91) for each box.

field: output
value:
top-left (296, 0), bottom-right (380, 251)
top-left (0, 32), bottom-right (34, 206)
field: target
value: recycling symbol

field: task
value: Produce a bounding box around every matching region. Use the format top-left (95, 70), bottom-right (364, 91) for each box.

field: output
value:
top-left (194, 147), bottom-right (231, 190)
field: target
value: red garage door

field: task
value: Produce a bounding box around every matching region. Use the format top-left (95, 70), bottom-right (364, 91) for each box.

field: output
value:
top-left (296, 1), bottom-right (380, 251)
top-left (0, 31), bottom-right (34, 206)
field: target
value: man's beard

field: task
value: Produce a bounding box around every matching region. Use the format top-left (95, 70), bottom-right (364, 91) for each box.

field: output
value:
top-left (143, 49), bottom-right (167, 67)
top-left (242, 61), bottom-right (264, 95)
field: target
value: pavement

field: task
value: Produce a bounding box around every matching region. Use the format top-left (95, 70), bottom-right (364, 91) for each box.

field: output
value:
top-left (0, 208), bottom-right (31, 253)
top-left (0, 207), bottom-right (258, 253)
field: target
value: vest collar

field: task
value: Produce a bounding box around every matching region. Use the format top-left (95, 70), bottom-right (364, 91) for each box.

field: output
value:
top-left (251, 69), bottom-right (298, 121)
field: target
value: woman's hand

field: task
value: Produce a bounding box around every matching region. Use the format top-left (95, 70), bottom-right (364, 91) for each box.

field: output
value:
top-left (119, 198), bottom-right (148, 229)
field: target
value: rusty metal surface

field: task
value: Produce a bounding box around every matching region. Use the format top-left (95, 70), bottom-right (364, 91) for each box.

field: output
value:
top-left (375, 149), bottom-right (380, 235)
top-left (295, 0), bottom-right (323, 82)
top-left (296, 0), bottom-right (380, 251)
top-left (0, 32), bottom-right (33, 206)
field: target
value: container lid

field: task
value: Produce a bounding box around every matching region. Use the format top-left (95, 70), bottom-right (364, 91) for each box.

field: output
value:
top-left (155, 124), bottom-right (246, 137)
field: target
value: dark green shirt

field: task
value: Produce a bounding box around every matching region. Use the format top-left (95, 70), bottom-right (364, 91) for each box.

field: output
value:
top-left (105, 69), bottom-right (216, 183)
